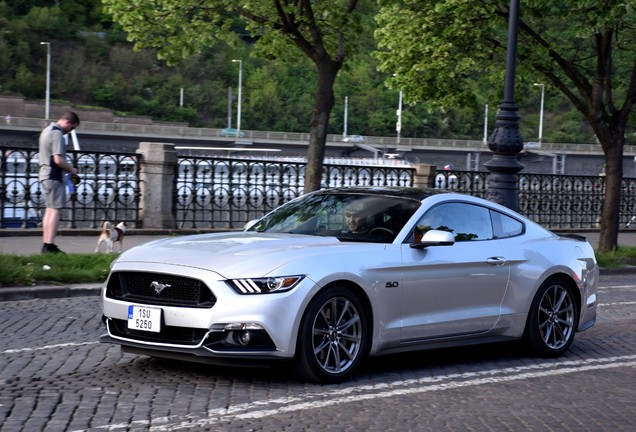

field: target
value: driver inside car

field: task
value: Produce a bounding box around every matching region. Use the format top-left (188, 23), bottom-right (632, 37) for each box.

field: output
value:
top-left (343, 202), bottom-right (373, 234)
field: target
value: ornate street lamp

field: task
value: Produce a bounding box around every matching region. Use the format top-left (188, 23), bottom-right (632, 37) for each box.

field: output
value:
top-left (534, 83), bottom-right (545, 146)
top-left (232, 59), bottom-right (242, 138)
top-left (396, 89), bottom-right (403, 146)
top-left (485, 0), bottom-right (524, 210)
top-left (40, 42), bottom-right (51, 121)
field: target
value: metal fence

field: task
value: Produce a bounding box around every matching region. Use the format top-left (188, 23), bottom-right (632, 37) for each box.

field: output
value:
top-left (3, 146), bottom-right (636, 231)
top-left (174, 157), bottom-right (415, 229)
top-left (1, 147), bottom-right (141, 229)
top-left (434, 170), bottom-right (636, 229)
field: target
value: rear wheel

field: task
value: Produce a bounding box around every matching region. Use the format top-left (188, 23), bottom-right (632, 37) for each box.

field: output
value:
top-left (525, 277), bottom-right (578, 357)
top-left (294, 287), bottom-right (368, 383)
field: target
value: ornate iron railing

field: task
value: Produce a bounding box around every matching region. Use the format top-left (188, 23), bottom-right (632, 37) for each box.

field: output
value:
top-left (1, 146), bottom-right (141, 228)
top-left (3, 147), bottom-right (636, 231)
top-left (174, 157), bottom-right (415, 229)
top-left (433, 170), bottom-right (636, 229)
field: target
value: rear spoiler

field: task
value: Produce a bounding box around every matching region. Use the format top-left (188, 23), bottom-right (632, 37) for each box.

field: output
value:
top-left (558, 233), bottom-right (587, 242)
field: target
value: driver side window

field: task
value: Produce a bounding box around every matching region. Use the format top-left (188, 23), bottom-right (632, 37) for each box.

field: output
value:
top-left (413, 202), bottom-right (494, 242)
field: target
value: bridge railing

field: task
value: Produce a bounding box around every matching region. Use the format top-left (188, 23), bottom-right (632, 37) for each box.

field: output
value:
top-left (3, 144), bottom-right (636, 231)
top-left (1, 146), bottom-right (141, 229)
top-left (174, 157), bottom-right (415, 229)
top-left (433, 170), bottom-right (636, 229)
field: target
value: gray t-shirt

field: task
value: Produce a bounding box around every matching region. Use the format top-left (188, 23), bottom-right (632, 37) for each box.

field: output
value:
top-left (38, 122), bottom-right (66, 182)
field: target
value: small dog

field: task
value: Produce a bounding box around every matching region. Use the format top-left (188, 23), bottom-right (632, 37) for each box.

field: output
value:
top-left (95, 221), bottom-right (127, 253)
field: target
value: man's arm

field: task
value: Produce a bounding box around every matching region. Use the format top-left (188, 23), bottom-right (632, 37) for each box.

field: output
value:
top-left (52, 154), bottom-right (78, 175)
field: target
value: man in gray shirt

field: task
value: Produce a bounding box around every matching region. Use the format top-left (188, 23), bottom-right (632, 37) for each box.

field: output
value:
top-left (38, 111), bottom-right (80, 254)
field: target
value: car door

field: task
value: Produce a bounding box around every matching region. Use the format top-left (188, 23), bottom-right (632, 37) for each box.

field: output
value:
top-left (400, 202), bottom-right (510, 341)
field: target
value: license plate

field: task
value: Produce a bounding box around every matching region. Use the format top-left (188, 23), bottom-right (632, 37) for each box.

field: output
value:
top-left (128, 305), bottom-right (161, 333)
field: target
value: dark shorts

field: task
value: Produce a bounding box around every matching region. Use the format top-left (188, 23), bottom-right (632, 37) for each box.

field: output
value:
top-left (41, 179), bottom-right (66, 209)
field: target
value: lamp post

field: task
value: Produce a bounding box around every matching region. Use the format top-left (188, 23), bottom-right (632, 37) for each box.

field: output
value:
top-left (483, 104), bottom-right (488, 146)
top-left (484, 0), bottom-right (524, 211)
top-left (534, 83), bottom-right (545, 146)
top-left (343, 96), bottom-right (348, 138)
top-left (227, 87), bottom-right (233, 128)
top-left (232, 59), bottom-right (242, 138)
top-left (396, 90), bottom-right (403, 146)
top-left (40, 42), bottom-right (50, 121)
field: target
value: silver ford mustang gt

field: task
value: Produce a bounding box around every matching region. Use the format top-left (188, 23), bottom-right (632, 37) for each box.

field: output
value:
top-left (100, 187), bottom-right (599, 383)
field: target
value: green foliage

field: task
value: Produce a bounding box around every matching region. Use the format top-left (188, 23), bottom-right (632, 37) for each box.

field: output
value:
top-left (24, 6), bottom-right (72, 38)
top-left (374, 1), bottom-right (636, 133)
top-left (0, 253), bottom-right (117, 286)
top-left (374, 0), bottom-right (636, 251)
top-left (594, 246), bottom-right (636, 269)
top-left (14, 64), bottom-right (39, 98)
top-left (0, 0), bottom-right (630, 144)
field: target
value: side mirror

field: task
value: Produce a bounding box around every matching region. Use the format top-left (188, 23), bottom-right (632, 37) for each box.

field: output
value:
top-left (410, 229), bottom-right (455, 249)
top-left (244, 219), bottom-right (259, 231)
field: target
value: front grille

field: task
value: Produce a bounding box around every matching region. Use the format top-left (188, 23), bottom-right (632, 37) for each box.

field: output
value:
top-left (109, 318), bottom-right (208, 345)
top-left (106, 271), bottom-right (216, 308)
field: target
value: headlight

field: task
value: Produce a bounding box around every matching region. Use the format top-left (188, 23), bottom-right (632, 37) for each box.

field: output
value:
top-left (227, 275), bottom-right (304, 294)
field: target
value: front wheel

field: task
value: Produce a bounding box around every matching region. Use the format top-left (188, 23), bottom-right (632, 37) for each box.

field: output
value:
top-left (294, 287), bottom-right (368, 383)
top-left (524, 277), bottom-right (578, 357)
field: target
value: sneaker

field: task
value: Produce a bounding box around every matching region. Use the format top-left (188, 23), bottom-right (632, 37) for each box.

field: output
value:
top-left (42, 243), bottom-right (65, 254)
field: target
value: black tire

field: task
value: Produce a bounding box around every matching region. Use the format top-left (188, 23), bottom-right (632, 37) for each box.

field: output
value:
top-left (524, 277), bottom-right (578, 357)
top-left (294, 287), bottom-right (369, 383)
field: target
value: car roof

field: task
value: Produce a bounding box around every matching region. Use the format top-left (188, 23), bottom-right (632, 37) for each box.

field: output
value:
top-left (313, 186), bottom-right (439, 201)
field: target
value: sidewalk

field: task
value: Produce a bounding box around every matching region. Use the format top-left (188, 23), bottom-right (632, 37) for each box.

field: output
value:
top-left (0, 232), bottom-right (170, 255)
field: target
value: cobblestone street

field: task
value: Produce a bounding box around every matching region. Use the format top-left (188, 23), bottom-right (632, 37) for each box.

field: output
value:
top-left (1, 274), bottom-right (635, 431)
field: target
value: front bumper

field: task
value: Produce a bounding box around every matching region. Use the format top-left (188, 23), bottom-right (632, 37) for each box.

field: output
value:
top-left (100, 263), bottom-right (312, 361)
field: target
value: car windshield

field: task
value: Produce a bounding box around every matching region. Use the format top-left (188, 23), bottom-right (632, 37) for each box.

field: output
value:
top-left (247, 192), bottom-right (422, 243)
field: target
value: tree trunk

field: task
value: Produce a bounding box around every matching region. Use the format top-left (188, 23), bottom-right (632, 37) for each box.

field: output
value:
top-left (597, 130), bottom-right (625, 252)
top-left (304, 61), bottom-right (341, 192)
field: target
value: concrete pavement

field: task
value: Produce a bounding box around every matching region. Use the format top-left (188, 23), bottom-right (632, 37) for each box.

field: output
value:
top-left (0, 232), bottom-right (170, 255)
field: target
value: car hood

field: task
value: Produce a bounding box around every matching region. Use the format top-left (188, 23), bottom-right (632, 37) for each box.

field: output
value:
top-left (114, 232), bottom-right (348, 279)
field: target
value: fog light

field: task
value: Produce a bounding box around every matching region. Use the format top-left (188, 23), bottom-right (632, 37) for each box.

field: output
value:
top-left (221, 323), bottom-right (271, 348)
top-left (239, 330), bottom-right (251, 346)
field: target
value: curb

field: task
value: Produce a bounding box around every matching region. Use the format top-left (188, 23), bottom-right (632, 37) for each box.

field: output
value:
top-left (599, 266), bottom-right (636, 275)
top-left (0, 283), bottom-right (102, 302)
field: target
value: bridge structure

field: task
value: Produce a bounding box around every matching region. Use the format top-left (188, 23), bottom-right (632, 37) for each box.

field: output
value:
top-left (2, 116), bottom-right (636, 176)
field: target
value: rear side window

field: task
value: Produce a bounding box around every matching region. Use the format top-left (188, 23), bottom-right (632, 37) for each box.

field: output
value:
top-left (491, 210), bottom-right (524, 238)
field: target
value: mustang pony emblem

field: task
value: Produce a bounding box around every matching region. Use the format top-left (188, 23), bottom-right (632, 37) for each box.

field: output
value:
top-left (150, 281), bottom-right (171, 294)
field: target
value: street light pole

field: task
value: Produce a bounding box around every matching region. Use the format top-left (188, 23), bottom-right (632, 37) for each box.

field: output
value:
top-left (534, 83), bottom-right (545, 146)
top-left (484, 0), bottom-right (524, 211)
top-left (343, 96), bottom-right (348, 138)
top-left (40, 42), bottom-right (50, 121)
top-left (396, 90), bottom-right (403, 146)
top-left (483, 104), bottom-right (488, 146)
top-left (232, 59), bottom-right (242, 138)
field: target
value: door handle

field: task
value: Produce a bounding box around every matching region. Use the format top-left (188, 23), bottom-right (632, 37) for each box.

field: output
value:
top-left (486, 256), bottom-right (507, 266)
